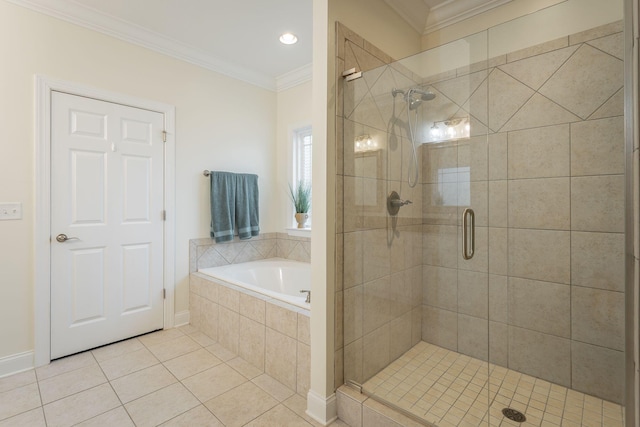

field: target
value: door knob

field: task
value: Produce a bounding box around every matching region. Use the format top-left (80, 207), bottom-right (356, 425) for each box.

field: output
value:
top-left (56, 234), bottom-right (79, 243)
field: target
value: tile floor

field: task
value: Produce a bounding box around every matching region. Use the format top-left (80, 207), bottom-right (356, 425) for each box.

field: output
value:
top-left (0, 325), bottom-right (348, 427)
top-left (362, 341), bottom-right (625, 427)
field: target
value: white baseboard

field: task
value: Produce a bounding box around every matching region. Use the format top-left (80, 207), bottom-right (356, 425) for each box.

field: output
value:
top-left (174, 310), bottom-right (190, 327)
top-left (306, 389), bottom-right (337, 426)
top-left (0, 351), bottom-right (34, 378)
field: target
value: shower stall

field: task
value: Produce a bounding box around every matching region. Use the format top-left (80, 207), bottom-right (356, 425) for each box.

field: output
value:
top-left (337, 3), bottom-right (628, 426)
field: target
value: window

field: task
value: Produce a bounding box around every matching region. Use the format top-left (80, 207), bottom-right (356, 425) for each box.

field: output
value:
top-left (294, 126), bottom-right (312, 189)
top-left (292, 126), bottom-right (312, 228)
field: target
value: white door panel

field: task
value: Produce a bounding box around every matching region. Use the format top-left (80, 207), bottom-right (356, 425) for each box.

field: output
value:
top-left (51, 91), bottom-right (164, 359)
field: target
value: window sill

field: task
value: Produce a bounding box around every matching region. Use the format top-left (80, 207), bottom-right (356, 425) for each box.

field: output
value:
top-left (286, 227), bottom-right (311, 238)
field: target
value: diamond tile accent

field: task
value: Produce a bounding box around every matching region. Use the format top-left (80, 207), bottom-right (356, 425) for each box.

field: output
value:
top-left (501, 93), bottom-right (581, 132)
top-left (234, 244), bottom-right (262, 263)
top-left (590, 88), bottom-right (624, 120)
top-left (433, 70), bottom-right (488, 106)
top-left (463, 78), bottom-right (488, 126)
top-left (344, 43), bottom-right (372, 118)
top-left (539, 44), bottom-right (623, 119)
top-left (588, 32), bottom-right (624, 60)
top-left (499, 45), bottom-right (578, 90)
top-left (350, 40), bottom-right (386, 73)
top-left (487, 68), bottom-right (535, 132)
top-left (197, 247), bottom-right (228, 270)
top-left (348, 91), bottom-right (387, 132)
top-left (391, 66), bottom-right (421, 93)
top-left (215, 242), bottom-right (247, 264)
top-left (363, 65), bottom-right (391, 100)
top-left (426, 87), bottom-right (468, 127)
top-left (249, 239), bottom-right (276, 258)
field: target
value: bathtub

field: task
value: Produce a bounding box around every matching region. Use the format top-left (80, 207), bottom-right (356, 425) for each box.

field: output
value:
top-left (198, 258), bottom-right (311, 310)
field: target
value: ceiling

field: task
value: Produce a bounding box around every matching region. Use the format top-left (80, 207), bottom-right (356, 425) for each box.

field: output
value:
top-left (9, 0), bottom-right (511, 91)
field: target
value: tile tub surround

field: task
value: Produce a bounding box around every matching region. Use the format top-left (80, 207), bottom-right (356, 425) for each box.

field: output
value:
top-left (337, 18), bottom-right (626, 411)
top-left (190, 272), bottom-right (311, 397)
top-left (189, 233), bottom-right (311, 273)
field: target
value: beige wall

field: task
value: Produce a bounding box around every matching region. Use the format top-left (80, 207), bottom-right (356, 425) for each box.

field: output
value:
top-left (0, 2), bottom-right (278, 361)
top-left (276, 81), bottom-right (313, 232)
top-left (330, 0), bottom-right (422, 63)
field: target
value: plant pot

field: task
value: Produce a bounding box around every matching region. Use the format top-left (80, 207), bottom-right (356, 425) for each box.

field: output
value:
top-left (295, 213), bottom-right (309, 229)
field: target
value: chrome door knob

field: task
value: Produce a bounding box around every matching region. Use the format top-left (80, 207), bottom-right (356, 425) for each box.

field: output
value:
top-left (56, 234), bottom-right (79, 243)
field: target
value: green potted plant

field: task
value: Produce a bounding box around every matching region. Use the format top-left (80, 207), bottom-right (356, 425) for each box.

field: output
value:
top-left (288, 180), bottom-right (311, 228)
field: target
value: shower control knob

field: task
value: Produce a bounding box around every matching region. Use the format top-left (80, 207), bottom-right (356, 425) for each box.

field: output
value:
top-left (387, 191), bottom-right (412, 216)
top-left (390, 199), bottom-right (412, 207)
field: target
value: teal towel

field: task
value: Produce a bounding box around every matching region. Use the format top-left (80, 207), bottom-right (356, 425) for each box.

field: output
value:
top-left (235, 173), bottom-right (260, 239)
top-left (210, 172), bottom-right (236, 243)
top-left (209, 171), bottom-right (260, 243)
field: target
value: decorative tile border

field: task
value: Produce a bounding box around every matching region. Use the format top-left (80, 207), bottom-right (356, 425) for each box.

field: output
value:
top-left (189, 232), bottom-right (310, 273)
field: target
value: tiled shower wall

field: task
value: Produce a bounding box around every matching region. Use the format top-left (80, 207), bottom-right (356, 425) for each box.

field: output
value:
top-left (189, 233), bottom-right (310, 273)
top-left (421, 21), bottom-right (625, 404)
top-left (337, 21), bottom-right (625, 405)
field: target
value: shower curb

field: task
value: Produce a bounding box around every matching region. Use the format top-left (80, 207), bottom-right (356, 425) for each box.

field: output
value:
top-left (336, 385), bottom-right (435, 427)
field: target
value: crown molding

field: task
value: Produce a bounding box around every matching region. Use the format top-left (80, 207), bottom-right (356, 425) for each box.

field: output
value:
top-left (276, 63), bottom-right (312, 92)
top-left (7, 0), bottom-right (277, 91)
top-left (424, 0), bottom-right (514, 34)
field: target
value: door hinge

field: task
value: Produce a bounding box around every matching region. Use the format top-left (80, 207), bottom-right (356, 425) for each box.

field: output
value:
top-left (163, 289), bottom-right (166, 299)
top-left (342, 67), bottom-right (362, 82)
top-left (162, 210), bottom-right (166, 221)
top-left (162, 130), bottom-right (167, 143)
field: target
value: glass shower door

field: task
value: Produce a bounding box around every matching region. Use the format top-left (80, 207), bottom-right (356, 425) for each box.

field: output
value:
top-left (340, 30), bottom-right (491, 426)
top-left (420, 31), bottom-right (492, 426)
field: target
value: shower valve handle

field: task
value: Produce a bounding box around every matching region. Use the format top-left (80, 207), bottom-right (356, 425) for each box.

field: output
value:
top-left (390, 199), bottom-right (412, 207)
top-left (387, 191), bottom-right (412, 216)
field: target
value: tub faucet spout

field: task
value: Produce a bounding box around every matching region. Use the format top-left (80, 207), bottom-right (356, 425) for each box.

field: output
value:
top-left (300, 290), bottom-right (311, 304)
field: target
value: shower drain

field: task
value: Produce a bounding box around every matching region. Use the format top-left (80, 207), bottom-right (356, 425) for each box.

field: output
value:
top-left (502, 408), bottom-right (526, 422)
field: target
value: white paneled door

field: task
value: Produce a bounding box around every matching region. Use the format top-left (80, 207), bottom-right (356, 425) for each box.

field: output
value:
top-left (50, 91), bottom-right (165, 359)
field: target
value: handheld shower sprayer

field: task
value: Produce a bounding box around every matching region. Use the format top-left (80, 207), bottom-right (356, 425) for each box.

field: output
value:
top-left (391, 87), bottom-right (437, 187)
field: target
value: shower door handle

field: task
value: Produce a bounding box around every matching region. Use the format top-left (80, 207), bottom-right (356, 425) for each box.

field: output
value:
top-left (462, 208), bottom-right (475, 260)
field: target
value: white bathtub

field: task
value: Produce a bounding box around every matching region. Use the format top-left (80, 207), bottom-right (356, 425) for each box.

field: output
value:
top-left (198, 258), bottom-right (311, 310)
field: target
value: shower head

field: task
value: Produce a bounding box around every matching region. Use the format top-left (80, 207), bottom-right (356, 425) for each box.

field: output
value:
top-left (392, 87), bottom-right (436, 110)
top-left (409, 88), bottom-right (436, 101)
top-left (407, 88), bottom-right (436, 110)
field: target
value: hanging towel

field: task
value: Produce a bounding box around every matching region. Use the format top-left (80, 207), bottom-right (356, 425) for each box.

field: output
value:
top-left (235, 173), bottom-right (260, 239)
top-left (210, 172), bottom-right (236, 243)
top-left (209, 171), bottom-right (260, 243)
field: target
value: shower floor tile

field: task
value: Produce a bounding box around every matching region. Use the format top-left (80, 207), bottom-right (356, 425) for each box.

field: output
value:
top-left (362, 341), bottom-right (624, 427)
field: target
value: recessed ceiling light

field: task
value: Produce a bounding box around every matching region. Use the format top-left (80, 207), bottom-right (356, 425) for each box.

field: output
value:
top-left (279, 33), bottom-right (298, 45)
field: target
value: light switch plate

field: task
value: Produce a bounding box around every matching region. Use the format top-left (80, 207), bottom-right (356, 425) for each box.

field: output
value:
top-left (0, 203), bottom-right (22, 220)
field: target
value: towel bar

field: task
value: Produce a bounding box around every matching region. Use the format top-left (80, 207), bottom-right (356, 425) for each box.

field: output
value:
top-left (203, 170), bottom-right (211, 177)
